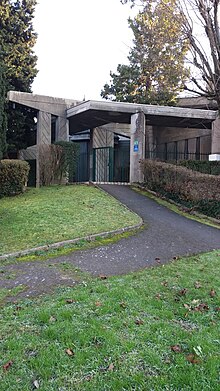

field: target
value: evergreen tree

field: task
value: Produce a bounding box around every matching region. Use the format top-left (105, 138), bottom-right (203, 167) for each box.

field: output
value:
top-left (0, 0), bottom-right (38, 156)
top-left (102, 0), bottom-right (189, 105)
top-left (0, 61), bottom-right (7, 159)
top-left (121, 0), bottom-right (220, 109)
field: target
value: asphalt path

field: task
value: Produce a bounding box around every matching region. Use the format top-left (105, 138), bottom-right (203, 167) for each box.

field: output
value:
top-left (0, 185), bottom-right (219, 299)
top-left (67, 184), bottom-right (219, 275)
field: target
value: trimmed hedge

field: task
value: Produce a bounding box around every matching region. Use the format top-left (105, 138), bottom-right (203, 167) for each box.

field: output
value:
top-left (0, 159), bottom-right (30, 197)
top-left (178, 160), bottom-right (220, 176)
top-left (140, 159), bottom-right (220, 219)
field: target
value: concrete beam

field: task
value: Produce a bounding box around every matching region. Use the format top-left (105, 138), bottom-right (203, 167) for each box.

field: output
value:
top-left (130, 112), bottom-right (145, 183)
top-left (101, 123), bottom-right (131, 138)
top-left (8, 91), bottom-right (80, 117)
top-left (178, 96), bottom-right (218, 110)
top-left (67, 99), bottom-right (217, 121)
top-left (156, 126), bottom-right (211, 144)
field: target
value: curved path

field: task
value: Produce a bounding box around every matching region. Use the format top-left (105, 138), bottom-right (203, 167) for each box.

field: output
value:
top-left (0, 185), bottom-right (219, 299)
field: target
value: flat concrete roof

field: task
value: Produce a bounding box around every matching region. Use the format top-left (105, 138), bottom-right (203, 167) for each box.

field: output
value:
top-left (67, 100), bottom-right (217, 134)
top-left (8, 92), bottom-right (218, 134)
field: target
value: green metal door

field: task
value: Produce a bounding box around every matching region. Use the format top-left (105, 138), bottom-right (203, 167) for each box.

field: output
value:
top-left (93, 147), bottom-right (114, 182)
top-left (114, 140), bottom-right (130, 182)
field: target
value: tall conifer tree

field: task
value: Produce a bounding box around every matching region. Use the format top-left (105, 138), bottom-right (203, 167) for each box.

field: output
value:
top-left (0, 0), bottom-right (38, 156)
top-left (121, 0), bottom-right (220, 109)
top-left (0, 61), bottom-right (7, 159)
top-left (102, 0), bottom-right (189, 105)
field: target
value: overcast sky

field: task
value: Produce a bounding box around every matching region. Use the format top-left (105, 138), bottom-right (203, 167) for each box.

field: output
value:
top-left (32, 0), bottom-right (137, 101)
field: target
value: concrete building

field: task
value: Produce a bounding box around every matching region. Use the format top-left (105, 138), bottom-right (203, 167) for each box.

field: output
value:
top-left (8, 91), bottom-right (219, 186)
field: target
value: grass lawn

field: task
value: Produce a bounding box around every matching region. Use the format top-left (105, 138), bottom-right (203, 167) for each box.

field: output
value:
top-left (0, 250), bottom-right (220, 390)
top-left (0, 185), bottom-right (140, 256)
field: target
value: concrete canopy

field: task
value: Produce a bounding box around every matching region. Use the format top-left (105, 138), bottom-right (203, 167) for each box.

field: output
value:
top-left (7, 91), bottom-right (220, 185)
top-left (67, 99), bottom-right (217, 134)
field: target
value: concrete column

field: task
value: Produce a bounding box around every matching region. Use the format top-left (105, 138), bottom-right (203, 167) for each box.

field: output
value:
top-left (145, 125), bottom-right (154, 158)
top-left (56, 116), bottom-right (69, 141)
top-left (37, 111), bottom-right (52, 145)
top-left (89, 129), bottom-right (94, 181)
top-left (211, 116), bottom-right (220, 154)
top-left (130, 112), bottom-right (146, 183)
top-left (36, 111), bottom-right (51, 187)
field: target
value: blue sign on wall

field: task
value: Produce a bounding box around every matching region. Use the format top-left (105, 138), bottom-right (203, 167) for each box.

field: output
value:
top-left (134, 140), bottom-right (139, 152)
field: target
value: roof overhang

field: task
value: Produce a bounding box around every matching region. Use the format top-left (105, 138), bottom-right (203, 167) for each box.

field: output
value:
top-left (67, 100), bottom-right (217, 134)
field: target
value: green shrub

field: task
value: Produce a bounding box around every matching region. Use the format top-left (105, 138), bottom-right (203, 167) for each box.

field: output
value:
top-left (178, 160), bottom-right (220, 175)
top-left (39, 142), bottom-right (80, 186)
top-left (0, 159), bottom-right (30, 197)
top-left (195, 200), bottom-right (220, 219)
top-left (54, 141), bottom-right (79, 181)
top-left (39, 144), bottom-right (64, 186)
top-left (140, 159), bottom-right (220, 218)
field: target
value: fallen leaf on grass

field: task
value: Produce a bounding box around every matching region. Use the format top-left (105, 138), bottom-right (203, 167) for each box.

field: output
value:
top-left (161, 281), bottom-right (168, 287)
top-left (178, 288), bottom-right (187, 296)
top-left (186, 354), bottom-right (201, 364)
top-left (66, 299), bottom-right (76, 304)
top-left (95, 301), bottom-right (102, 307)
top-left (93, 337), bottom-right (103, 347)
top-left (84, 374), bottom-right (93, 382)
top-left (99, 274), bottom-right (107, 280)
top-left (183, 303), bottom-right (191, 310)
top-left (215, 307), bottom-right (220, 311)
top-left (135, 319), bottom-right (144, 325)
top-left (194, 281), bottom-right (202, 289)
top-left (65, 348), bottom-right (74, 356)
top-left (108, 363), bottom-right (114, 371)
top-left (210, 289), bottom-right (216, 297)
top-left (194, 303), bottom-right (209, 312)
top-left (191, 299), bottom-right (200, 304)
top-left (3, 361), bottom-right (13, 371)
top-left (100, 363), bottom-right (114, 373)
top-left (119, 301), bottom-right (127, 308)
top-left (155, 293), bottom-right (162, 300)
top-left (27, 350), bottom-right (38, 358)
top-left (170, 345), bottom-right (182, 353)
top-left (193, 346), bottom-right (203, 357)
top-left (163, 356), bottom-right (172, 364)
top-left (33, 380), bottom-right (40, 389)
top-left (49, 316), bottom-right (56, 323)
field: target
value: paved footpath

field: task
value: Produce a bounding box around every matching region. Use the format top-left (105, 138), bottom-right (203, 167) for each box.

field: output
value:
top-left (0, 185), bottom-right (219, 299)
